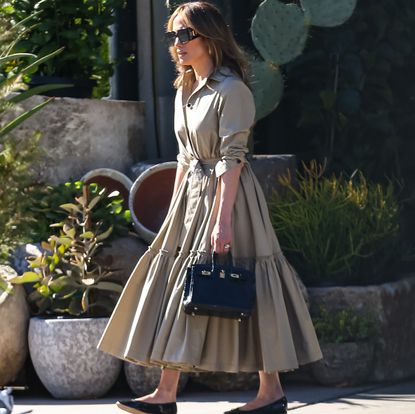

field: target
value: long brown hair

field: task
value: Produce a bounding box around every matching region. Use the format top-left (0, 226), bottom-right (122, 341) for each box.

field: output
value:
top-left (166, 1), bottom-right (249, 89)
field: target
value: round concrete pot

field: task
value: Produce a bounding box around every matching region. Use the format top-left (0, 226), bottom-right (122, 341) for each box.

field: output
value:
top-left (28, 316), bottom-right (122, 399)
top-left (129, 161), bottom-right (177, 243)
top-left (0, 267), bottom-right (29, 386)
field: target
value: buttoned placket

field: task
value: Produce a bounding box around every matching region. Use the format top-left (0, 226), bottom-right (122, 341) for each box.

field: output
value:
top-left (183, 75), bottom-right (210, 110)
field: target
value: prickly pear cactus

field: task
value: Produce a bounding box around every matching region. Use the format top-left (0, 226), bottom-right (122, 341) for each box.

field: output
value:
top-left (250, 0), bottom-right (358, 120)
top-left (251, 1), bottom-right (309, 65)
top-left (250, 60), bottom-right (284, 122)
top-left (300, 0), bottom-right (357, 27)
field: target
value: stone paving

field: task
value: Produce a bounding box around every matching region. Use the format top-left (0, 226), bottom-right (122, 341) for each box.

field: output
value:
top-left (12, 378), bottom-right (415, 414)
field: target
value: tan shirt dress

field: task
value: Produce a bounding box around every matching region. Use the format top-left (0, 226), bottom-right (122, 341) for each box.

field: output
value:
top-left (97, 66), bottom-right (323, 373)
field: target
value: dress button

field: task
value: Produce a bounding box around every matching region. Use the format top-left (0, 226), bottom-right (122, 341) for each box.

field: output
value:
top-left (187, 103), bottom-right (192, 109)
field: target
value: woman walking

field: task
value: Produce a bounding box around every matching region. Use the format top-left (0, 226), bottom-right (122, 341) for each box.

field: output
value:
top-left (97, 2), bottom-right (323, 414)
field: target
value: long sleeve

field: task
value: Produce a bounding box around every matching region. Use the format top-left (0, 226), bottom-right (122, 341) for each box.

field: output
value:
top-left (214, 79), bottom-right (256, 177)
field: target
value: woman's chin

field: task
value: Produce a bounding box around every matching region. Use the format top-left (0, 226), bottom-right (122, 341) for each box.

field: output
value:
top-left (178, 56), bottom-right (190, 65)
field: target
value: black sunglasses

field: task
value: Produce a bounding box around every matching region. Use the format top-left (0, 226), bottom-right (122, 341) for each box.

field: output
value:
top-left (165, 27), bottom-right (200, 46)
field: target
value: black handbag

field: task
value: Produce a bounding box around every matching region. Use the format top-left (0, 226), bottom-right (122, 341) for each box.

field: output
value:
top-left (183, 252), bottom-right (256, 321)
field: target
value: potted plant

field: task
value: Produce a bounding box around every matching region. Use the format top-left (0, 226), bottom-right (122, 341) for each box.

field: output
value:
top-left (10, 184), bottom-right (125, 399)
top-left (9, 0), bottom-right (126, 98)
top-left (310, 306), bottom-right (378, 386)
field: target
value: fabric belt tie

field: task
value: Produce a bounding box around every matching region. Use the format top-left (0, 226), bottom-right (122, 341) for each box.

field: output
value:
top-left (188, 158), bottom-right (220, 176)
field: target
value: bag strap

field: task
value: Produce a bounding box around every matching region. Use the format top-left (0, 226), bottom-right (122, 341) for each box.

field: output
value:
top-left (212, 251), bottom-right (233, 270)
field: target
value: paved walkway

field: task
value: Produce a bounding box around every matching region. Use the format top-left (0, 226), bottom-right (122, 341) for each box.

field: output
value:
top-left (13, 378), bottom-right (415, 414)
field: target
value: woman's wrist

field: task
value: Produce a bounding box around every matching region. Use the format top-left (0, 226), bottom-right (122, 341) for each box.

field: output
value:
top-left (216, 210), bottom-right (232, 226)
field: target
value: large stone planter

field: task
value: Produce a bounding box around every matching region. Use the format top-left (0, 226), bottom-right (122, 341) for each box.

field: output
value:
top-left (308, 275), bottom-right (415, 383)
top-left (9, 95), bottom-right (146, 184)
top-left (311, 341), bottom-right (375, 386)
top-left (124, 363), bottom-right (189, 396)
top-left (28, 316), bottom-right (122, 399)
top-left (0, 267), bottom-right (29, 386)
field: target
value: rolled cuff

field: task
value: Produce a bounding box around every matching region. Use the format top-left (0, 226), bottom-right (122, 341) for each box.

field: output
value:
top-left (176, 152), bottom-right (190, 170)
top-left (215, 154), bottom-right (247, 177)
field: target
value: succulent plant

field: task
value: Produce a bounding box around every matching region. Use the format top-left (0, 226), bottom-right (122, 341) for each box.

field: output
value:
top-left (250, 0), bottom-right (358, 121)
top-left (251, 1), bottom-right (309, 65)
top-left (10, 185), bottom-right (123, 316)
top-left (249, 60), bottom-right (284, 121)
top-left (300, 0), bottom-right (357, 28)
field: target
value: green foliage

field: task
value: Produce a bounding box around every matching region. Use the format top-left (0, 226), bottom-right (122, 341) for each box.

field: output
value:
top-left (249, 60), bottom-right (284, 121)
top-left (0, 266), bottom-right (15, 305)
top-left (251, 1), bottom-right (309, 65)
top-left (26, 180), bottom-right (132, 243)
top-left (8, 0), bottom-right (126, 98)
top-left (0, 134), bottom-right (41, 262)
top-left (0, 8), bottom-right (66, 138)
top-left (11, 184), bottom-right (123, 316)
top-left (269, 161), bottom-right (401, 286)
top-left (300, 0), bottom-right (357, 28)
top-left (312, 306), bottom-right (378, 343)
top-left (249, 0), bottom-right (358, 121)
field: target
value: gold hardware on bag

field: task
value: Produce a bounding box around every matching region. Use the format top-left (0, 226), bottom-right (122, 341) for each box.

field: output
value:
top-left (219, 270), bottom-right (225, 279)
top-left (230, 273), bottom-right (240, 279)
top-left (201, 270), bottom-right (211, 276)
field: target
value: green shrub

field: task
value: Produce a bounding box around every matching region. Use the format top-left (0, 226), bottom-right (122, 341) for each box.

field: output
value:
top-left (9, 0), bottom-right (126, 98)
top-left (269, 160), bottom-right (401, 286)
top-left (312, 306), bottom-right (378, 343)
top-left (0, 134), bottom-right (41, 262)
top-left (26, 180), bottom-right (132, 243)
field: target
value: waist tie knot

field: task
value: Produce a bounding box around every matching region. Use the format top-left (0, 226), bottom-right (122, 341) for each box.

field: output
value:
top-left (188, 158), bottom-right (221, 176)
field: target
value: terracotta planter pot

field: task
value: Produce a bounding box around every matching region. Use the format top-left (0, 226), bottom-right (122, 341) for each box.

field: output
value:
top-left (82, 168), bottom-right (133, 209)
top-left (129, 161), bottom-right (177, 243)
top-left (28, 316), bottom-right (122, 399)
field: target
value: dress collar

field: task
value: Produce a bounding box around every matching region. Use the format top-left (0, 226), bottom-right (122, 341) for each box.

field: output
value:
top-left (183, 66), bottom-right (234, 83)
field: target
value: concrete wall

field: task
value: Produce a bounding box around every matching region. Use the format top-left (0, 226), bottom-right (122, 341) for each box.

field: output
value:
top-left (11, 95), bottom-right (146, 184)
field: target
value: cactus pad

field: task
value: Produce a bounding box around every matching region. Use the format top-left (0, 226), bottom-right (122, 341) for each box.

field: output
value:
top-left (250, 60), bottom-right (284, 121)
top-left (300, 0), bottom-right (357, 28)
top-left (251, 0), bottom-right (309, 65)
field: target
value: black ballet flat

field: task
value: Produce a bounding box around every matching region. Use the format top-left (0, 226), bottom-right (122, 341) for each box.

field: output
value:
top-left (224, 396), bottom-right (288, 414)
top-left (116, 399), bottom-right (177, 414)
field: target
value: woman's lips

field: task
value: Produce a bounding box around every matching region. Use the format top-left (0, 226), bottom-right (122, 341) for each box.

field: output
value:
top-left (177, 50), bottom-right (187, 57)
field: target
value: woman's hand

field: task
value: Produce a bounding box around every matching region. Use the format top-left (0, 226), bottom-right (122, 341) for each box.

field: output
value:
top-left (211, 219), bottom-right (232, 254)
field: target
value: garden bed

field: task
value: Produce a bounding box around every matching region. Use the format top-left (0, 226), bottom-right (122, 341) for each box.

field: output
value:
top-left (308, 274), bottom-right (415, 383)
